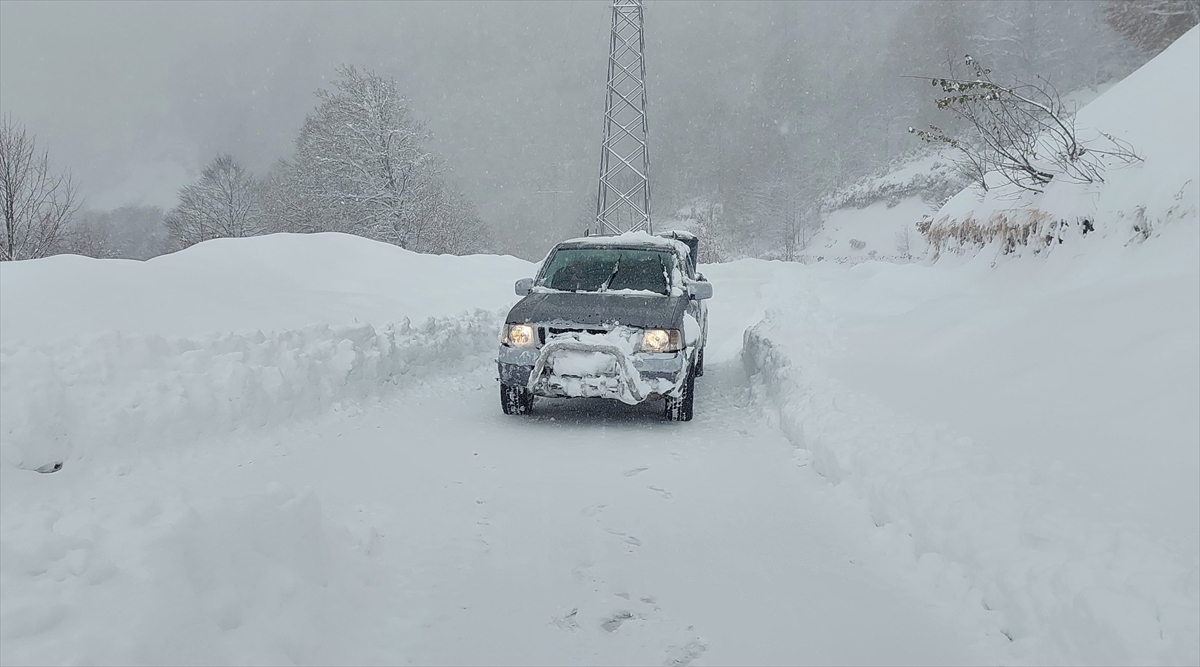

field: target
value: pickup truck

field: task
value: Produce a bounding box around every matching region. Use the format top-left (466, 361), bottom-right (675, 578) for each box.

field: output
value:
top-left (497, 231), bottom-right (712, 421)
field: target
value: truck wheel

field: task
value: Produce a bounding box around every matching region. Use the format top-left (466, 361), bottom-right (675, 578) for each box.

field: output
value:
top-left (500, 383), bottom-right (534, 415)
top-left (664, 366), bottom-right (695, 422)
top-left (695, 348), bottom-right (705, 377)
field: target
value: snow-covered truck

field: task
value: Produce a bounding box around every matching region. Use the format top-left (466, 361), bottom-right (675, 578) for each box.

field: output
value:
top-left (498, 231), bottom-right (712, 421)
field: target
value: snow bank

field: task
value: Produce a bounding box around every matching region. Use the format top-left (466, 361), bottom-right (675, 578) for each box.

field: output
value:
top-left (742, 220), bottom-right (1199, 665)
top-left (930, 27), bottom-right (1199, 256)
top-left (745, 325), bottom-right (1199, 665)
top-left (0, 233), bottom-right (536, 665)
top-left (1, 231), bottom-right (536, 471)
top-left (0, 232), bottom-right (533, 344)
top-left (1, 310), bottom-right (504, 471)
top-left (0, 483), bottom-right (398, 665)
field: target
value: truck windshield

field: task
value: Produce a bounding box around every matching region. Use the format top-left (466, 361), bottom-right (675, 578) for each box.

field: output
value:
top-left (538, 248), bottom-right (674, 295)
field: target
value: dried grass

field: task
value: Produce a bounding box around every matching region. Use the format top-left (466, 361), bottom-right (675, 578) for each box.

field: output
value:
top-left (918, 209), bottom-right (1070, 258)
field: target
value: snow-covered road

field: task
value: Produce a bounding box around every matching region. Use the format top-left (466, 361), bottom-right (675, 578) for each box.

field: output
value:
top-left (4, 224), bottom-right (1195, 664)
top-left (264, 361), bottom-right (999, 665)
top-left (150, 363), bottom-right (996, 665)
top-left (0, 356), bottom-right (997, 665)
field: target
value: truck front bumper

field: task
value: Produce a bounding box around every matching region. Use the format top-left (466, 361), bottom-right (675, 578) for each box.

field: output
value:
top-left (498, 342), bottom-right (687, 404)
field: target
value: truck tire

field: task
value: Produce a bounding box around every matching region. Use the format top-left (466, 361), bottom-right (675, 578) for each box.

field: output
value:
top-left (695, 348), bottom-right (705, 377)
top-left (500, 383), bottom-right (534, 415)
top-left (664, 365), bottom-right (695, 422)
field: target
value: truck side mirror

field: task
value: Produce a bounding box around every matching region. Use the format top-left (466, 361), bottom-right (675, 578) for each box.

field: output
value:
top-left (515, 278), bottom-right (534, 296)
top-left (688, 281), bottom-right (713, 300)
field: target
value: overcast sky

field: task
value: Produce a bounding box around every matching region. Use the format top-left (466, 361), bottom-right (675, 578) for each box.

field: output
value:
top-left (0, 1), bottom-right (618, 211)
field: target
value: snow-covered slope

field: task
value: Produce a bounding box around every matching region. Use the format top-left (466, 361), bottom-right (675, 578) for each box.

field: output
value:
top-left (799, 151), bottom-right (964, 263)
top-left (741, 220), bottom-right (1198, 664)
top-left (742, 28), bottom-right (1200, 666)
top-left (931, 26), bottom-right (1199, 256)
top-left (805, 196), bottom-right (933, 261)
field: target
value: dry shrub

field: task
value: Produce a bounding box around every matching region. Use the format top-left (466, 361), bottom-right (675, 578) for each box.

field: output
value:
top-left (919, 209), bottom-right (1069, 258)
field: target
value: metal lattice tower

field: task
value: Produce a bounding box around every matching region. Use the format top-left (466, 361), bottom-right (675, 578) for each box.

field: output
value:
top-left (593, 0), bottom-right (652, 236)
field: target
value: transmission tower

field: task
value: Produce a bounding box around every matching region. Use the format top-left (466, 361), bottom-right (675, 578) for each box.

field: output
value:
top-left (593, 0), bottom-right (652, 236)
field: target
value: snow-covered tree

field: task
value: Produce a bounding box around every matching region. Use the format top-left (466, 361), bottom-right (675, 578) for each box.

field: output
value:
top-left (164, 154), bottom-right (261, 249)
top-left (0, 115), bottom-right (80, 261)
top-left (279, 65), bottom-right (485, 254)
top-left (289, 65), bottom-right (433, 246)
top-left (257, 160), bottom-right (319, 235)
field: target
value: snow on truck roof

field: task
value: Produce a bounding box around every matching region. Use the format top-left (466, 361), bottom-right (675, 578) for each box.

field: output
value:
top-left (555, 231), bottom-right (692, 257)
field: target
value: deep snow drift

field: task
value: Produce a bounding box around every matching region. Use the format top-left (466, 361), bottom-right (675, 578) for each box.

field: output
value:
top-left (1, 233), bottom-right (535, 472)
top-left (0, 232), bottom-right (533, 344)
top-left (739, 220), bottom-right (1198, 665)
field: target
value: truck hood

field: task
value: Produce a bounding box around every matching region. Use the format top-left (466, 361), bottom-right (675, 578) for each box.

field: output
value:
top-left (506, 291), bottom-right (688, 330)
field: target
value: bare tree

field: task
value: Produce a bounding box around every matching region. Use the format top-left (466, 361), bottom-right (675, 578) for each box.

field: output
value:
top-left (165, 154), bottom-right (260, 249)
top-left (58, 215), bottom-right (115, 259)
top-left (413, 186), bottom-right (491, 255)
top-left (909, 55), bottom-right (1141, 194)
top-left (1104, 0), bottom-right (1199, 55)
top-left (0, 115), bottom-right (80, 261)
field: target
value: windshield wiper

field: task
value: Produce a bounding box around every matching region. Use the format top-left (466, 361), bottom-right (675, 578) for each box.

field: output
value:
top-left (599, 257), bottom-right (621, 292)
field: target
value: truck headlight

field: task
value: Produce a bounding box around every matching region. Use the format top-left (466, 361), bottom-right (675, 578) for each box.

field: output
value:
top-left (641, 328), bottom-right (683, 353)
top-left (503, 323), bottom-right (536, 347)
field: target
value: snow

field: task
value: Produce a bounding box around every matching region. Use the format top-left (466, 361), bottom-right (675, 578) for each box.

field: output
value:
top-left (1, 313), bottom-right (505, 472)
top-left (532, 329), bottom-right (674, 404)
top-left (0, 232), bottom-right (533, 345)
top-left (560, 230), bottom-right (686, 253)
top-left (806, 196), bottom-right (934, 260)
top-left (2, 29), bottom-right (1196, 666)
top-left (1, 483), bottom-right (399, 664)
top-left (732, 28), bottom-right (1200, 665)
top-left (550, 350), bottom-right (617, 377)
top-left (1, 232), bottom-right (996, 666)
top-left (934, 27), bottom-right (1199, 254)
top-left (738, 221), bottom-right (1199, 664)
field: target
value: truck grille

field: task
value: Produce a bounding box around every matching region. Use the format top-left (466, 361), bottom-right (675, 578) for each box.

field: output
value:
top-left (538, 326), bottom-right (608, 345)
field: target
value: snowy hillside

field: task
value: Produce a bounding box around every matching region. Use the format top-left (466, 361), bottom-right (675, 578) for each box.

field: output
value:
top-left (803, 27), bottom-right (1197, 267)
top-left (802, 151), bottom-right (962, 262)
top-left (929, 26), bottom-right (1200, 257)
top-left (743, 28), bottom-right (1200, 665)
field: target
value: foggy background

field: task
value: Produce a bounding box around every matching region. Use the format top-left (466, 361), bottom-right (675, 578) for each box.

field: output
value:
top-left (0, 1), bottom-right (1151, 259)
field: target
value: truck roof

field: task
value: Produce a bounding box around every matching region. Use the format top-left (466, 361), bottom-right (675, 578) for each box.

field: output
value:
top-left (555, 231), bottom-right (690, 257)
